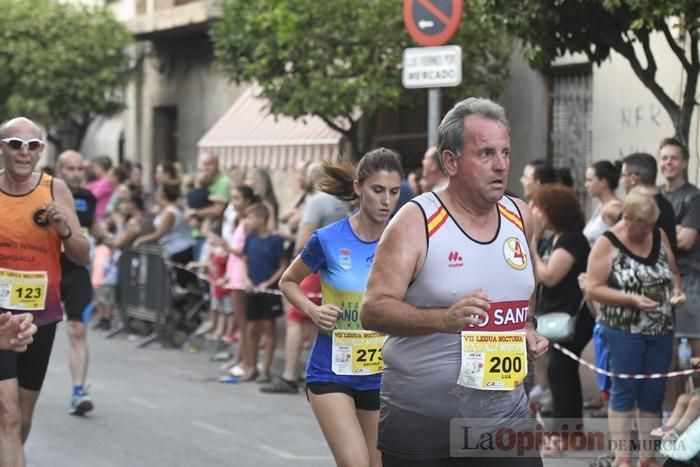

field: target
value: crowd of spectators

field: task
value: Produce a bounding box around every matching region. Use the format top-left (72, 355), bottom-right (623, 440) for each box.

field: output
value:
top-left (41, 138), bottom-right (700, 464)
top-left (522, 139), bottom-right (700, 465)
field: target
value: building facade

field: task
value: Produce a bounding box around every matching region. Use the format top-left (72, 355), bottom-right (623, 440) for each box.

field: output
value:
top-left (85, 0), bottom-right (241, 187)
top-left (500, 31), bottom-right (699, 200)
top-left (84, 3), bottom-right (698, 199)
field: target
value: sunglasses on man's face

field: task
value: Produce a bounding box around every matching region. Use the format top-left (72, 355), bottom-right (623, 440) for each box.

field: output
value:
top-left (1, 138), bottom-right (43, 151)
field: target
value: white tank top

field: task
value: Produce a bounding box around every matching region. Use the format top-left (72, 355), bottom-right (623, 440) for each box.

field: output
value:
top-left (155, 205), bottom-right (194, 256)
top-left (379, 192), bottom-right (535, 458)
top-left (583, 199), bottom-right (621, 246)
top-left (403, 193), bottom-right (534, 323)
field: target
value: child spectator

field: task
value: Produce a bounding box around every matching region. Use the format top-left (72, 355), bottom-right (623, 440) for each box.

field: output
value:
top-left (92, 243), bottom-right (118, 331)
top-left (651, 357), bottom-right (700, 442)
top-left (221, 185), bottom-right (259, 377)
top-left (206, 234), bottom-right (233, 341)
top-left (241, 203), bottom-right (288, 382)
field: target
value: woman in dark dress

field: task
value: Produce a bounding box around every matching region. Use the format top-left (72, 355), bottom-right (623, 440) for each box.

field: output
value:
top-left (530, 184), bottom-right (595, 455)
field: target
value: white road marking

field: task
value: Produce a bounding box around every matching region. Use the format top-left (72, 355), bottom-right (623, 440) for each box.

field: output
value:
top-left (256, 444), bottom-right (333, 461)
top-left (127, 397), bottom-right (158, 409)
top-left (192, 420), bottom-right (232, 435)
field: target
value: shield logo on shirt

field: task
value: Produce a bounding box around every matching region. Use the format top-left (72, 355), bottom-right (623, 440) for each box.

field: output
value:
top-left (339, 248), bottom-right (352, 270)
top-left (503, 236), bottom-right (527, 270)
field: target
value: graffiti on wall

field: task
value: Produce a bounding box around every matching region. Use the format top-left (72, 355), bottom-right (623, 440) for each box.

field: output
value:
top-left (617, 102), bottom-right (668, 158)
top-left (621, 103), bottom-right (664, 130)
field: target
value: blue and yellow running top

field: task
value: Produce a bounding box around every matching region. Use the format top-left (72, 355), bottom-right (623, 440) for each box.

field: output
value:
top-left (300, 217), bottom-right (381, 391)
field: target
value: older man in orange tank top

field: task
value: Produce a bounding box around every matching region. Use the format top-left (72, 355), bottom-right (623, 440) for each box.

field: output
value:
top-left (0, 117), bottom-right (89, 467)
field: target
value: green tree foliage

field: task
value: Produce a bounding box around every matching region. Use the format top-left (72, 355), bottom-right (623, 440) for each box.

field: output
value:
top-left (488, 0), bottom-right (700, 145)
top-left (0, 0), bottom-right (132, 150)
top-left (211, 0), bottom-right (511, 158)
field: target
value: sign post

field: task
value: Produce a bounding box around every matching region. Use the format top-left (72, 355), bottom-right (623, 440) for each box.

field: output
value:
top-left (428, 89), bottom-right (440, 148)
top-left (403, 0), bottom-right (463, 146)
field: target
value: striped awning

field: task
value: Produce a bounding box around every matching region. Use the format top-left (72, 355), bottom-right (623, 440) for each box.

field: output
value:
top-left (198, 86), bottom-right (343, 170)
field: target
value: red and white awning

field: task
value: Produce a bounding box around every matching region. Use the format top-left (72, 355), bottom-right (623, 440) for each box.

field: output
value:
top-left (198, 86), bottom-right (343, 170)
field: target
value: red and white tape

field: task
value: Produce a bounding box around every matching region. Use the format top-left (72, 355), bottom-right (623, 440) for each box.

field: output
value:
top-left (553, 342), bottom-right (700, 380)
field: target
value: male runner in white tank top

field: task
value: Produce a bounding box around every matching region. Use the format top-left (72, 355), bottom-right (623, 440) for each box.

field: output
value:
top-left (362, 98), bottom-right (549, 466)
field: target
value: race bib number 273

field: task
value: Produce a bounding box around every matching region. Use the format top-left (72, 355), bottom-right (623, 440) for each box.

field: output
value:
top-left (332, 330), bottom-right (387, 376)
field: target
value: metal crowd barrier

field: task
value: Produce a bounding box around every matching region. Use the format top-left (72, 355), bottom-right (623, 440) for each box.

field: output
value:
top-left (108, 246), bottom-right (170, 348)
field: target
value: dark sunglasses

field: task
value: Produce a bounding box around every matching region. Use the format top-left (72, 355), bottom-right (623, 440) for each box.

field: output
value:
top-left (1, 137), bottom-right (43, 151)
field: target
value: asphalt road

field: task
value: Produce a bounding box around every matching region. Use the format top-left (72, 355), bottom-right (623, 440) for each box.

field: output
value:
top-left (25, 322), bottom-right (591, 467)
top-left (26, 324), bottom-right (333, 467)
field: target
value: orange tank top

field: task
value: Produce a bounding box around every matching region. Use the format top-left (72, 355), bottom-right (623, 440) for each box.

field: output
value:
top-left (0, 172), bottom-right (62, 326)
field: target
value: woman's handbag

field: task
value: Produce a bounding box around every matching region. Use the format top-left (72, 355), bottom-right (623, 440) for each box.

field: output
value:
top-left (537, 299), bottom-right (586, 343)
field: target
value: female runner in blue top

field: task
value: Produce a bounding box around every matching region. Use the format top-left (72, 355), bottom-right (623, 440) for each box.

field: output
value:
top-left (279, 148), bottom-right (403, 467)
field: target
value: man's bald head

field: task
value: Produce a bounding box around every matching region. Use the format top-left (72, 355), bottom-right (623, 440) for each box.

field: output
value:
top-left (198, 151), bottom-right (220, 183)
top-left (56, 150), bottom-right (85, 191)
top-left (0, 117), bottom-right (45, 181)
top-left (57, 150), bottom-right (83, 170)
top-left (0, 117), bottom-right (41, 139)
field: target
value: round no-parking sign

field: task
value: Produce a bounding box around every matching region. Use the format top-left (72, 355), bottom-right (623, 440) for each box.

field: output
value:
top-left (403, 0), bottom-right (463, 46)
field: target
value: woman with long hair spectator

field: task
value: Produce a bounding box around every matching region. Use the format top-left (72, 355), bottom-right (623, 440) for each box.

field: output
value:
top-left (582, 160), bottom-right (623, 419)
top-left (129, 161), bottom-right (144, 191)
top-left (154, 161), bottom-right (180, 188)
top-left (245, 167), bottom-right (279, 231)
top-left (278, 160), bottom-right (314, 256)
top-left (586, 189), bottom-right (686, 467)
top-left (530, 184), bottom-right (595, 455)
top-left (584, 161), bottom-right (623, 245)
top-left (133, 184), bottom-right (195, 288)
top-left (279, 148), bottom-right (403, 467)
top-left (112, 190), bottom-right (155, 249)
top-left (87, 155), bottom-right (115, 220)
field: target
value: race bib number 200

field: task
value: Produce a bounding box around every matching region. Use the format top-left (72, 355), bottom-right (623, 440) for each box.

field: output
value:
top-left (332, 330), bottom-right (387, 376)
top-left (458, 331), bottom-right (527, 391)
top-left (0, 268), bottom-right (48, 311)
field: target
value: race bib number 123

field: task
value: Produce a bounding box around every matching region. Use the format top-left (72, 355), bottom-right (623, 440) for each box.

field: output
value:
top-left (0, 268), bottom-right (48, 311)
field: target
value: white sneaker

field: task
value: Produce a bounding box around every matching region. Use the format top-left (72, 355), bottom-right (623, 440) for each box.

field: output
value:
top-left (529, 385), bottom-right (552, 406)
top-left (230, 364), bottom-right (245, 377)
top-left (193, 320), bottom-right (213, 337)
top-left (528, 385), bottom-right (544, 401)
